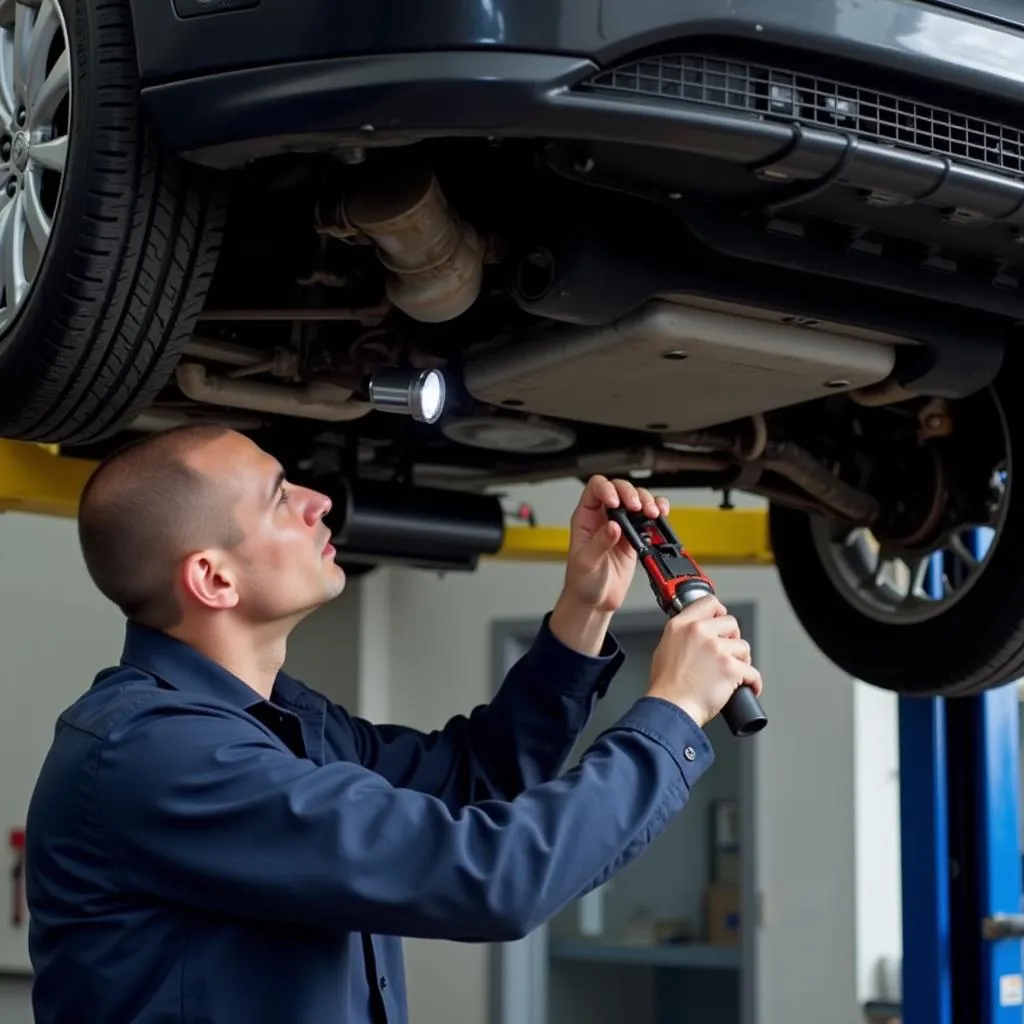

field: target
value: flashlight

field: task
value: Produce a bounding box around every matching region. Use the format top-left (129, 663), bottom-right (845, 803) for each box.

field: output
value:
top-left (366, 367), bottom-right (446, 424)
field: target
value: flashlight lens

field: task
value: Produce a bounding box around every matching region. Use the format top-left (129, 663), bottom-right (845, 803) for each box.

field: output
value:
top-left (418, 371), bottom-right (444, 423)
top-left (367, 366), bottom-right (447, 423)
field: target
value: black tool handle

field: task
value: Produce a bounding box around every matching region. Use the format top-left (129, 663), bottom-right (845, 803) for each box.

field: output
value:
top-left (672, 585), bottom-right (768, 738)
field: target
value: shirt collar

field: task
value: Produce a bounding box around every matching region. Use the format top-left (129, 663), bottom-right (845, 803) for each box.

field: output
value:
top-left (119, 620), bottom-right (307, 711)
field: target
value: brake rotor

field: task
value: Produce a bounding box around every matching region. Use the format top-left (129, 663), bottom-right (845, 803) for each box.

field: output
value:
top-left (869, 442), bottom-right (949, 554)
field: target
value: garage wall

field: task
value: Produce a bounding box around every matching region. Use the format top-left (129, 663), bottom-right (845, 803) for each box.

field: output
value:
top-left (0, 513), bottom-right (110, 1022)
top-left (854, 684), bottom-right (903, 1005)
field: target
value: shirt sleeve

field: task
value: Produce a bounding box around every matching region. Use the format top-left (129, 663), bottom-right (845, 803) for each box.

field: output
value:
top-left (335, 612), bottom-right (625, 809)
top-left (94, 692), bottom-right (714, 943)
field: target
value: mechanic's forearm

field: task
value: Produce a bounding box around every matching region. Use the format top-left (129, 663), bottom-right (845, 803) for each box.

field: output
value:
top-left (548, 590), bottom-right (614, 657)
top-left (426, 699), bottom-right (712, 943)
top-left (462, 602), bottom-right (622, 797)
top-left (347, 607), bottom-right (622, 809)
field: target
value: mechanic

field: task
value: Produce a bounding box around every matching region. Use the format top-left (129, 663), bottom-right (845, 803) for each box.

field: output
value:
top-left (24, 424), bottom-right (762, 1024)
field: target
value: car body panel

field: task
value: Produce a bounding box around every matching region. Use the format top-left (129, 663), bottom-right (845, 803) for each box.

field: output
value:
top-left (133, 0), bottom-right (1024, 104)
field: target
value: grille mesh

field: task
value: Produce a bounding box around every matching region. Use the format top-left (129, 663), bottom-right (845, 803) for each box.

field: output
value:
top-left (584, 54), bottom-right (1024, 178)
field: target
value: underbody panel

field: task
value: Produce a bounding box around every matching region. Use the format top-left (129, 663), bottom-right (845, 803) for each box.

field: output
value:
top-left (462, 300), bottom-right (898, 434)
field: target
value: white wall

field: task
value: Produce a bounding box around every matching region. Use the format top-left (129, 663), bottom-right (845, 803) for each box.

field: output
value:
top-left (0, 513), bottom-right (127, 982)
top-left (0, 512), bottom-right (127, 1019)
top-left (853, 684), bottom-right (903, 1004)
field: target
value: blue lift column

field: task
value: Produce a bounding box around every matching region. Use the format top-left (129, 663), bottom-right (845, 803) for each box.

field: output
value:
top-left (899, 535), bottom-right (1024, 1024)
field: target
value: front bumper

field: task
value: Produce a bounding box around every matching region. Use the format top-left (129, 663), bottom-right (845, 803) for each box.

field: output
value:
top-left (138, 0), bottom-right (1024, 165)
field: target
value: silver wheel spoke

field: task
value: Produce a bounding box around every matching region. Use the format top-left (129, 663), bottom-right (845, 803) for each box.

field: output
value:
top-left (25, 0), bottom-right (57, 106)
top-left (948, 532), bottom-right (980, 570)
top-left (11, 0), bottom-right (28, 107)
top-left (0, 1), bottom-right (14, 125)
top-left (0, 191), bottom-right (27, 314)
top-left (0, 203), bottom-right (7, 329)
top-left (30, 47), bottom-right (66, 126)
top-left (29, 133), bottom-right (62, 171)
top-left (0, 0), bottom-right (71, 332)
top-left (22, 167), bottom-right (47, 250)
top-left (908, 554), bottom-right (933, 599)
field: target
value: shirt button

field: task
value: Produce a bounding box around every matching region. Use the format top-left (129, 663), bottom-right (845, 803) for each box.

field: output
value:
top-left (683, 746), bottom-right (697, 762)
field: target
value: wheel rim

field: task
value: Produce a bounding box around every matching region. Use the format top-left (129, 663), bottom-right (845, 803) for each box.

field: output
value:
top-left (809, 394), bottom-right (1012, 626)
top-left (0, 0), bottom-right (70, 334)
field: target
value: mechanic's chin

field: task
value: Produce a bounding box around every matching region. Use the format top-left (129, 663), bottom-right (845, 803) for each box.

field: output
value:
top-left (323, 544), bottom-right (347, 596)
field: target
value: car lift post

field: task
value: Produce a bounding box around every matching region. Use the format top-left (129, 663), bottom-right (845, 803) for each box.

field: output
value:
top-left (898, 533), bottom-right (1024, 1024)
top-left (1, 438), bottom-right (1023, 1022)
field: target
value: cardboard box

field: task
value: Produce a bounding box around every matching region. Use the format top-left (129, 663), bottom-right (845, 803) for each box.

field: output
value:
top-left (714, 850), bottom-right (741, 886)
top-left (705, 884), bottom-right (740, 945)
top-left (709, 800), bottom-right (741, 886)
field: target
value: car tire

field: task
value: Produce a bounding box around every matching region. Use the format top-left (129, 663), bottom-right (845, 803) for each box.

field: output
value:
top-left (769, 374), bottom-right (1023, 697)
top-left (0, 0), bottom-right (226, 445)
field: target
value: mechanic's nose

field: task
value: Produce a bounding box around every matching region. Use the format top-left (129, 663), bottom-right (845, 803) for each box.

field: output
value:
top-left (304, 488), bottom-right (332, 525)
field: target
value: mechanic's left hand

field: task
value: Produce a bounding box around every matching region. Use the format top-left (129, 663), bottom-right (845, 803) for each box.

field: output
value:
top-left (563, 474), bottom-right (669, 612)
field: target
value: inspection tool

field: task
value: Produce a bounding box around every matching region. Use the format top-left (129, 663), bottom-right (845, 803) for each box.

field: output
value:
top-left (607, 507), bottom-right (768, 738)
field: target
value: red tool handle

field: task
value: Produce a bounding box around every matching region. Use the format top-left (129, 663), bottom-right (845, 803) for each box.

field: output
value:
top-left (608, 507), bottom-right (767, 738)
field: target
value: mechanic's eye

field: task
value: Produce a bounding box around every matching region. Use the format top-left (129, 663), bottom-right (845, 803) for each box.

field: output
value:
top-left (278, 488), bottom-right (290, 505)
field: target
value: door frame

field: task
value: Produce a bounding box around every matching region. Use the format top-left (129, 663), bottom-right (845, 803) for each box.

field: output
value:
top-left (487, 606), bottom-right (760, 1024)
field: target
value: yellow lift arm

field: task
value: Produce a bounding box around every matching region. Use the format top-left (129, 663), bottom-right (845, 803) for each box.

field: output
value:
top-left (0, 440), bottom-right (774, 565)
top-left (496, 507), bottom-right (773, 566)
top-left (0, 440), bottom-right (97, 519)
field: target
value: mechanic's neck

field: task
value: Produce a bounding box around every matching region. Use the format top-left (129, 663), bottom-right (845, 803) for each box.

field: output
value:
top-left (168, 616), bottom-right (292, 701)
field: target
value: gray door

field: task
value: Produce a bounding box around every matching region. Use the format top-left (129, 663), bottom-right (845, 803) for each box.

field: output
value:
top-left (489, 608), bottom-right (759, 1024)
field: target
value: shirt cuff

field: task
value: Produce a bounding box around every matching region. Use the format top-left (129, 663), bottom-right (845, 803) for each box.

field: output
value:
top-left (522, 611), bottom-right (626, 700)
top-left (613, 696), bottom-right (715, 789)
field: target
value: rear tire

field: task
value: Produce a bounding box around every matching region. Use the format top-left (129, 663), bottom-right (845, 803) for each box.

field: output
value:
top-left (0, 0), bottom-right (226, 445)
top-left (770, 377), bottom-right (1023, 696)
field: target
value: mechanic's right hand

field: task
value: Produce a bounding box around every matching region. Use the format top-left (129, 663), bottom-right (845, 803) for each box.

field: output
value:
top-left (645, 595), bottom-right (762, 729)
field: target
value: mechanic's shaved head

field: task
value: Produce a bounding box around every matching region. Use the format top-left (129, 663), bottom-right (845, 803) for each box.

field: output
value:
top-left (77, 424), bottom-right (245, 629)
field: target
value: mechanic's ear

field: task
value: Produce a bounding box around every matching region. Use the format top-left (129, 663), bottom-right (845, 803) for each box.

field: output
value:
top-left (180, 550), bottom-right (241, 612)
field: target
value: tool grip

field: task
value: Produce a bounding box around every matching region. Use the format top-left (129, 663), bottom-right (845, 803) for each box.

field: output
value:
top-left (721, 681), bottom-right (768, 738)
top-left (673, 589), bottom-right (768, 738)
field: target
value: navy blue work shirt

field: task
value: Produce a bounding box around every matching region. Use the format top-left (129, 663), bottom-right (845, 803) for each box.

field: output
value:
top-left (25, 611), bottom-right (714, 1024)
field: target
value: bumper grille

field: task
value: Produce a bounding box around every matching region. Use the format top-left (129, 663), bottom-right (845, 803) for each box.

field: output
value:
top-left (584, 54), bottom-right (1024, 178)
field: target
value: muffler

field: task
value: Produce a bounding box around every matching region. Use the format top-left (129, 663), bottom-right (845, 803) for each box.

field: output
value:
top-left (326, 479), bottom-right (506, 571)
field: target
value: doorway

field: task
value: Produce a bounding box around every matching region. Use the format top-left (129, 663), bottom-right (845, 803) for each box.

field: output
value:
top-left (489, 607), bottom-right (759, 1024)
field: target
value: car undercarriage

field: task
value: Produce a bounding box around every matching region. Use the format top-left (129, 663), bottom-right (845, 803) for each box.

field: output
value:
top-left (1, 0), bottom-right (1023, 696)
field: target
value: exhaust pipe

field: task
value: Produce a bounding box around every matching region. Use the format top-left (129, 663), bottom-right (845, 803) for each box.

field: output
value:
top-left (326, 480), bottom-right (506, 571)
top-left (319, 165), bottom-right (485, 324)
top-left (176, 363), bottom-right (372, 422)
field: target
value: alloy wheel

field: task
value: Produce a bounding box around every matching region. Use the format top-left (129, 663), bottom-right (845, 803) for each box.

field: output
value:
top-left (0, 0), bottom-right (70, 333)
